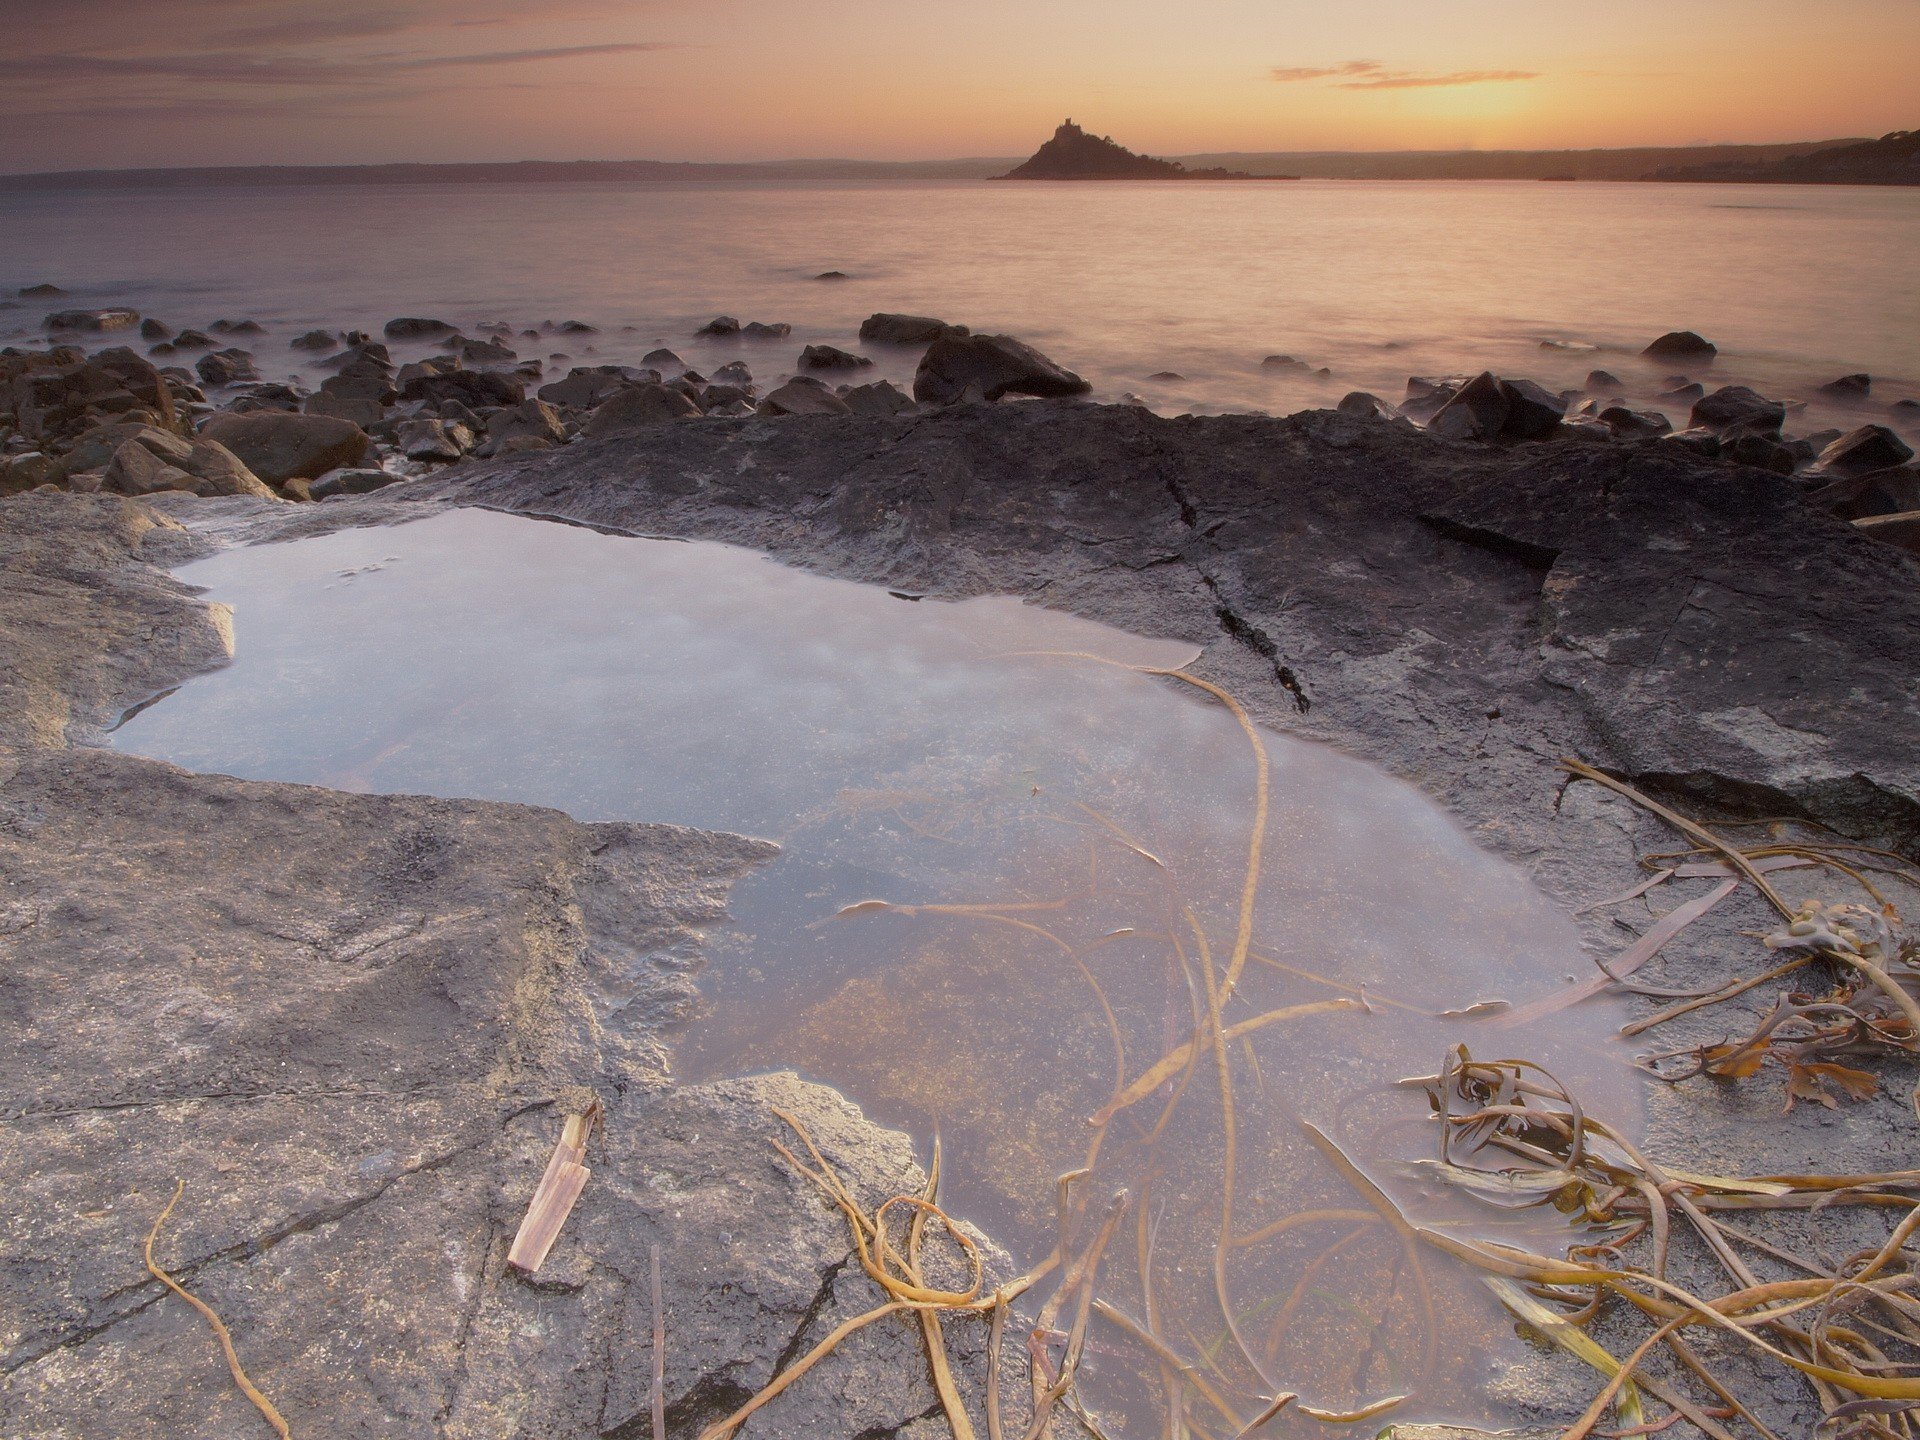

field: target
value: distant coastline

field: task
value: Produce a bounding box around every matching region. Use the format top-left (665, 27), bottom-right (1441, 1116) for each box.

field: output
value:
top-left (1, 137), bottom-right (1900, 191)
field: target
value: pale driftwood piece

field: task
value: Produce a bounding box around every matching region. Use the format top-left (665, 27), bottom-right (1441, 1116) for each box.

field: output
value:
top-left (508, 1108), bottom-right (599, 1274)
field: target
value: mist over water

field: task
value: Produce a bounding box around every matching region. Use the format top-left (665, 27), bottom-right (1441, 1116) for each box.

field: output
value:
top-left (3, 178), bottom-right (1917, 433)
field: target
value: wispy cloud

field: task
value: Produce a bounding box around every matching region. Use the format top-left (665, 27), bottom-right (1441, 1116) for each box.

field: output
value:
top-left (0, 42), bottom-right (680, 88)
top-left (1272, 60), bottom-right (1541, 90)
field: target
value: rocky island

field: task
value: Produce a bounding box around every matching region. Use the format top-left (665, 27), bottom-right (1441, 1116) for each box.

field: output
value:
top-left (997, 120), bottom-right (1269, 180)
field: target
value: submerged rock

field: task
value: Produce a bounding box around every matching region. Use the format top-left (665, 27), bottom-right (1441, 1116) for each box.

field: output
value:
top-left (697, 315), bottom-right (741, 335)
top-left (1691, 385), bottom-right (1785, 437)
top-left (860, 313), bottom-right (969, 345)
top-left (1642, 330), bottom-right (1717, 362)
top-left (913, 333), bottom-right (1091, 406)
top-left (1819, 373), bottom-right (1872, 399)
top-left (801, 344), bottom-right (872, 371)
top-left (194, 348), bottom-right (258, 387)
top-left (1599, 405), bottom-right (1673, 439)
top-left (290, 329), bottom-right (339, 351)
top-left (399, 369), bottom-right (525, 409)
top-left (539, 365), bottom-right (652, 410)
top-left (742, 321), bottom-right (792, 339)
top-left (43, 307), bottom-right (140, 332)
top-left (384, 316), bottom-right (459, 340)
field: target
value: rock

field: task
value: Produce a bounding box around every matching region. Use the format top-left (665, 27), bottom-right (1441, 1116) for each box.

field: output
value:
top-left (1336, 391), bottom-right (1398, 421)
top-left (227, 382), bottom-right (301, 414)
top-left (913, 334), bottom-right (1091, 406)
top-left (1401, 375), bottom-right (1466, 422)
top-left (208, 319), bottom-right (264, 335)
top-left (319, 364), bottom-right (398, 406)
top-left (484, 398), bottom-right (568, 453)
top-left (1662, 427), bottom-right (1723, 459)
top-left (303, 393), bottom-right (386, 428)
top-left (384, 317), bottom-right (459, 340)
top-left (198, 410), bottom-right (374, 482)
top-left (742, 321), bottom-right (792, 339)
top-left (43, 308), bottom-right (140, 332)
top-left (759, 379), bottom-right (854, 416)
top-left (1806, 466), bottom-right (1920, 521)
top-left (0, 452), bottom-right (64, 494)
top-left (58, 422), bottom-right (184, 475)
top-left (1497, 378), bottom-right (1566, 439)
top-left (1642, 331), bottom-right (1717, 362)
top-left (169, 328), bottom-right (214, 349)
top-left (641, 348), bottom-right (686, 374)
top-left (710, 360), bottom-right (754, 388)
top-left (178, 436), bottom-right (275, 496)
top-left (309, 467), bottom-right (400, 500)
top-left (556, 320), bottom-right (597, 334)
top-left (399, 369), bottom-right (525, 409)
top-left (1426, 372), bottom-right (1510, 441)
top-left (194, 348), bottom-right (257, 387)
top-left (1723, 432), bottom-right (1796, 474)
top-left (816, 270), bottom-right (851, 280)
top-left (1819, 374), bottom-right (1871, 398)
top-left (860, 314), bottom-right (969, 346)
top-left (1556, 415), bottom-right (1616, 443)
top-left (1690, 385), bottom-right (1785, 437)
top-left (1600, 405), bottom-right (1673, 439)
top-left (4, 347), bottom-right (175, 447)
top-left (450, 335), bottom-right (517, 365)
top-left (1856, 510), bottom-right (1920, 555)
top-left (397, 417), bottom-right (466, 462)
top-left (700, 383), bottom-right (755, 411)
top-left (17, 283), bottom-right (65, 298)
top-left (582, 383), bottom-right (701, 436)
top-left (1585, 370), bottom-right (1625, 393)
top-left (1659, 382), bottom-right (1705, 404)
top-left (101, 440), bottom-right (196, 496)
top-left (138, 319), bottom-right (171, 341)
top-left (290, 330), bottom-right (338, 351)
top-left (538, 365), bottom-right (652, 410)
top-left (1147, 371), bottom-right (1185, 382)
top-left (1892, 399), bottom-right (1920, 416)
top-left (801, 344), bottom-right (872, 371)
top-left (698, 316), bottom-right (741, 335)
top-left (1262, 355), bottom-right (1310, 371)
top-left (319, 341), bottom-right (392, 373)
top-left (842, 381), bottom-right (916, 417)
top-left (1808, 424), bottom-right (1915, 479)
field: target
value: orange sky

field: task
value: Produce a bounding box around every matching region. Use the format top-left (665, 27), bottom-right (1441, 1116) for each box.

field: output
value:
top-left (1, 0), bottom-right (1915, 170)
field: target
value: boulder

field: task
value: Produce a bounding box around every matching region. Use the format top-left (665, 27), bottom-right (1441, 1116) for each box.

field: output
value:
top-left (139, 319), bottom-right (171, 341)
top-left (583, 383), bottom-right (701, 437)
top-left (842, 381), bottom-right (916, 417)
top-left (1855, 510), bottom-right (1920, 555)
top-left (759, 380), bottom-right (854, 416)
top-left (697, 316), bottom-right (741, 335)
top-left (101, 440), bottom-right (196, 497)
top-left (1806, 467), bottom-right (1920, 521)
top-left (397, 418), bottom-right (466, 463)
top-left (1690, 385), bottom-right (1785, 437)
top-left (642, 348), bottom-right (686, 374)
top-left (179, 436), bottom-right (275, 496)
top-left (1819, 374), bottom-right (1871, 399)
top-left (1808, 425), bottom-right (1915, 479)
top-left (1642, 331), bottom-right (1716, 362)
top-left (60, 422), bottom-right (188, 475)
top-left (1336, 391), bottom-right (1399, 421)
top-left (1600, 406), bottom-right (1673, 439)
top-left (227, 382), bottom-right (301, 414)
top-left (1663, 427), bottom-right (1723, 459)
top-left (170, 329), bottom-right (214, 349)
top-left (556, 319), bottom-right (597, 334)
top-left (699, 383), bottom-right (755, 411)
top-left (860, 313), bottom-right (969, 346)
top-left (17, 283), bottom-right (65, 298)
top-left (309, 467), bottom-right (401, 500)
top-left (484, 398), bottom-right (568, 453)
top-left (319, 341), bottom-right (392, 372)
top-left (913, 334), bottom-right (1091, 406)
top-left (448, 335), bottom-right (517, 365)
top-left (384, 317), bottom-right (459, 340)
top-left (291, 330), bottom-right (338, 351)
top-left (5, 347), bottom-right (174, 446)
top-left (742, 321), bottom-right (792, 339)
top-left (1723, 433), bottom-right (1796, 475)
top-left (96, 432), bottom-right (274, 498)
top-left (538, 365), bottom-right (652, 410)
top-left (319, 364), bottom-right (397, 405)
top-left (44, 308), bottom-right (140, 332)
top-left (1401, 375), bottom-right (1466, 422)
top-left (399, 369), bottom-right (525, 409)
top-left (1659, 382), bottom-right (1706, 404)
top-left (1261, 355), bottom-right (1310, 372)
top-left (1497, 377), bottom-right (1566, 439)
top-left (209, 319), bottom-right (264, 335)
top-left (0, 452), bottom-right (63, 494)
top-left (801, 344), bottom-right (872, 371)
top-left (1426, 372), bottom-right (1509, 441)
top-left (198, 410), bottom-right (373, 483)
top-left (195, 348), bottom-right (258, 387)
top-left (816, 270), bottom-right (851, 280)
top-left (710, 360), bottom-right (754, 388)
top-left (1585, 369), bottom-right (1625, 393)
top-left (304, 393), bottom-right (386, 428)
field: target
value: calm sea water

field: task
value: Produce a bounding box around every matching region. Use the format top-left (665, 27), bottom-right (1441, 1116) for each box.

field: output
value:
top-left (3, 178), bottom-right (1917, 433)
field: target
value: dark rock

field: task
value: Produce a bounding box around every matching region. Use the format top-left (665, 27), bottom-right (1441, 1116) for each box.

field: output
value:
top-left (309, 467), bottom-right (400, 500)
top-left (1808, 424), bottom-right (1915, 479)
top-left (227, 382), bottom-right (301, 414)
top-left (1555, 415), bottom-right (1615, 443)
top-left (319, 363), bottom-right (398, 406)
top-left (914, 333), bottom-right (1091, 406)
top-left (842, 380), bottom-right (915, 417)
top-left (208, 319), bottom-right (264, 336)
top-left (582, 383), bottom-right (700, 436)
top-left (198, 410), bottom-right (374, 482)
top-left (1600, 406), bottom-right (1673, 439)
top-left (319, 341), bottom-right (391, 373)
top-left (1642, 331), bottom-right (1717, 362)
top-left (1663, 427), bottom-right (1723, 459)
top-left (538, 365), bottom-right (652, 410)
top-left (1584, 370), bottom-right (1625, 393)
top-left (44, 308), bottom-right (141, 333)
top-left (100, 440), bottom-right (195, 497)
top-left (1819, 374), bottom-right (1871, 399)
top-left (483, 398), bottom-right (567, 454)
top-left (1497, 378), bottom-right (1566, 439)
top-left (1262, 355), bottom-right (1310, 371)
top-left (1427, 372), bottom-right (1509, 441)
top-left (1336, 391), bottom-right (1399, 421)
top-left (1805, 466), bottom-right (1920, 521)
top-left (1856, 511), bottom-right (1920, 555)
top-left (303, 393), bottom-right (386, 428)
top-left (139, 319), bottom-right (171, 342)
top-left (384, 317), bottom-right (459, 340)
top-left (399, 369), bottom-right (525, 409)
top-left (860, 314), bottom-right (969, 346)
top-left (18, 283), bottom-right (65, 298)
top-left (1690, 386), bottom-right (1785, 437)
top-left (1659, 383), bottom-right (1705, 404)
top-left (801, 344), bottom-right (872, 371)
top-left (1892, 399), bottom-right (1920, 415)
top-left (169, 329), bottom-right (214, 350)
top-left (816, 270), bottom-right (851, 280)
top-left (4, 346), bottom-right (175, 446)
top-left (742, 321), bottom-right (792, 339)
top-left (194, 348), bottom-right (258, 387)
top-left (1147, 371), bottom-right (1185, 382)
top-left (1723, 433), bottom-right (1796, 474)
top-left (697, 316), bottom-right (741, 335)
top-left (699, 383), bottom-right (756, 411)
top-left (641, 348), bottom-right (686, 373)
top-left (449, 336), bottom-right (517, 366)
top-left (759, 379), bottom-right (854, 416)
top-left (711, 360), bottom-right (754, 388)
top-left (290, 330), bottom-right (338, 351)
top-left (556, 320), bottom-right (597, 334)
top-left (397, 417), bottom-right (466, 462)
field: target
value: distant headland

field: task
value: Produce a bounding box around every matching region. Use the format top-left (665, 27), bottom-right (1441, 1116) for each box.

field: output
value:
top-left (996, 121), bottom-right (1283, 181)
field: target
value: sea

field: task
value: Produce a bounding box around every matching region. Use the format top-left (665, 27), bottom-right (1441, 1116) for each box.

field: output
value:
top-left (3, 177), bottom-right (1917, 436)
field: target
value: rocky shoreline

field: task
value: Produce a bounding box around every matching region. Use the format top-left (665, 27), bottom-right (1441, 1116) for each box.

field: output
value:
top-left (3, 296), bottom-right (1919, 1439)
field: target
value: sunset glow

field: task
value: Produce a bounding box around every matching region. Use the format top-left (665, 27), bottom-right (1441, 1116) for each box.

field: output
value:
top-left (3, 0), bottom-right (1916, 171)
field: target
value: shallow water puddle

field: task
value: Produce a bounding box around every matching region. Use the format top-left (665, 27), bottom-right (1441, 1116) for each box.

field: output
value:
top-left (114, 506), bottom-right (1637, 1433)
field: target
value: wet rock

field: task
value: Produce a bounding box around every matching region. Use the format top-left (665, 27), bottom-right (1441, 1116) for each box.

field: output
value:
top-left (17, 283), bottom-right (66, 298)
top-left (194, 347), bottom-right (258, 387)
top-left (759, 379), bottom-right (854, 416)
top-left (1819, 373), bottom-right (1871, 399)
top-left (1662, 427), bottom-right (1722, 459)
top-left (303, 393), bottom-right (386, 428)
top-left (309, 467), bottom-right (400, 500)
top-left (1496, 377), bottom-right (1566, 439)
top-left (383, 316), bottom-right (459, 340)
top-left (1893, 399), bottom-right (1920, 416)
top-left (101, 439), bottom-right (196, 496)
top-left (1808, 424), bottom-right (1915, 479)
top-left (169, 328), bottom-right (214, 350)
top-left (1401, 375), bottom-right (1465, 423)
top-left (1659, 382), bottom-right (1705, 404)
top-left (139, 318), bottom-right (171, 342)
top-left (1690, 385), bottom-right (1785, 437)
top-left (198, 410), bottom-right (374, 483)
top-left (1807, 466), bottom-right (1920, 521)
top-left (1336, 391), bottom-right (1399, 421)
top-left (397, 417), bottom-right (466, 462)
top-left (1426, 371), bottom-right (1509, 441)
top-left (816, 270), bottom-right (851, 280)
top-left (1147, 371), bottom-right (1185, 382)
top-left (5, 346), bottom-right (175, 447)
top-left (449, 335), bottom-right (517, 366)
top-left (399, 369), bottom-right (525, 409)
top-left (44, 307), bottom-right (140, 332)
top-left (698, 316), bottom-right (741, 335)
top-left (319, 364), bottom-right (398, 406)
top-left (742, 321), bottom-right (792, 339)
top-left (538, 365), bottom-right (652, 410)
top-left (1261, 355), bottom-right (1311, 371)
top-left (319, 340), bottom-right (392, 373)
top-left (1584, 370), bottom-right (1625, 393)
top-left (227, 382), bottom-right (302, 415)
top-left (860, 313), bottom-right (969, 345)
top-left (1857, 510), bottom-right (1920, 555)
top-left (710, 360), bottom-right (754, 388)
top-left (290, 329), bottom-right (338, 351)
top-left (1599, 405), bottom-right (1673, 439)
top-left (583, 382), bottom-right (701, 436)
top-left (483, 397), bottom-right (568, 454)
top-left (842, 380), bottom-right (916, 417)
top-left (208, 318), bottom-right (264, 335)
top-left (1723, 432), bottom-right (1796, 474)
top-left (913, 333), bottom-right (1091, 406)
top-left (556, 319), bottom-right (597, 334)
top-left (1555, 415), bottom-right (1615, 443)
top-left (1642, 330), bottom-right (1717, 362)
top-left (801, 344), bottom-right (872, 371)
top-left (642, 348), bottom-right (686, 374)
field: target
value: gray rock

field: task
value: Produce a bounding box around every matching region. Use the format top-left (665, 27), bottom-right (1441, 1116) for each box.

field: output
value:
top-left (139, 318), bottom-right (171, 341)
top-left (842, 380), bottom-right (915, 416)
top-left (198, 410), bottom-right (374, 483)
top-left (1806, 466), bottom-right (1920, 521)
top-left (860, 314), bottom-right (969, 345)
top-left (1723, 432), bottom-right (1796, 474)
top-left (1642, 330), bottom-right (1716, 362)
top-left (698, 316), bottom-right (741, 335)
top-left (194, 348), bottom-right (258, 387)
top-left (1690, 385), bottom-right (1785, 437)
top-left (383, 317), bottom-right (459, 340)
top-left (742, 321), bottom-right (792, 339)
top-left (759, 379), bottom-right (854, 416)
top-left (484, 397), bottom-right (567, 453)
top-left (641, 348), bottom-right (686, 374)
top-left (17, 283), bottom-right (66, 298)
top-left (583, 382), bottom-right (701, 436)
top-left (1662, 426), bottom-right (1723, 458)
top-left (1336, 391), bottom-right (1399, 421)
top-left (290, 329), bottom-right (339, 351)
top-left (399, 369), bottom-right (525, 409)
top-left (1584, 369), bottom-right (1624, 393)
top-left (538, 365), bottom-right (653, 410)
top-left (1599, 405), bottom-right (1673, 439)
top-left (44, 308), bottom-right (140, 332)
top-left (101, 439), bottom-right (197, 497)
top-left (449, 335), bottom-right (518, 365)
top-left (303, 393), bottom-right (387, 428)
top-left (1427, 371), bottom-right (1509, 441)
top-left (397, 417), bottom-right (465, 462)
top-left (308, 467), bottom-right (401, 500)
top-left (914, 334), bottom-right (1091, 406)
top-left (710, 360), bottom-right (755, 389)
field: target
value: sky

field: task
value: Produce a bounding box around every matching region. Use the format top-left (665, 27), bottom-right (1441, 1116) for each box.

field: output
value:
top-left (2, 0), bottom-right (1916, 172)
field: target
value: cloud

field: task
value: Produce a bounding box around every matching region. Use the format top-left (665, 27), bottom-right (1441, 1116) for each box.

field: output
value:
top-left (1272, 60), bottom-right (1540, 90)
top-left (0, 42), bottom-right (680, 88)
